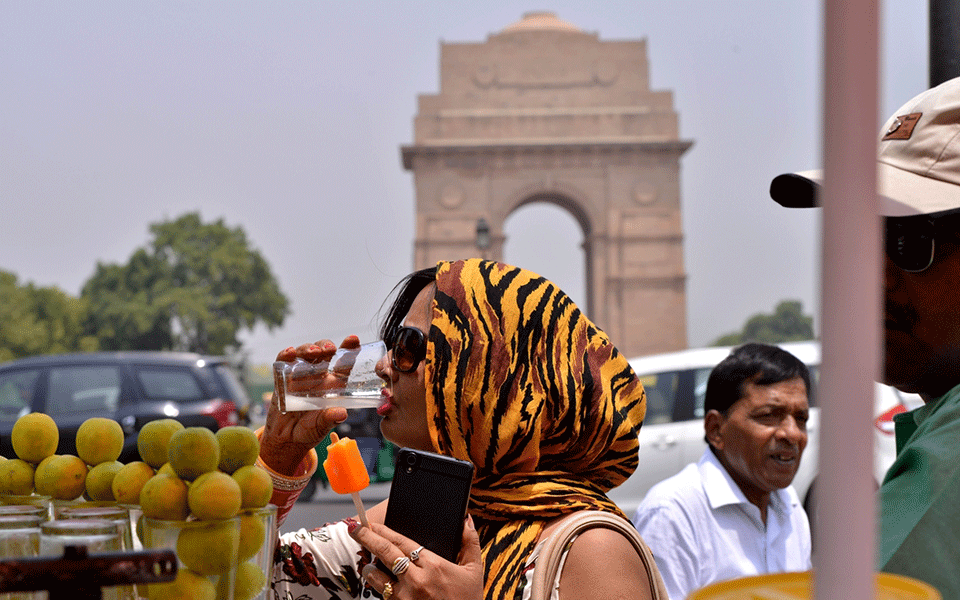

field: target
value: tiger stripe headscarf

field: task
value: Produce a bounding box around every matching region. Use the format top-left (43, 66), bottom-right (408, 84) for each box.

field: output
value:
top-left (423, 259), bottom-right (646, 600)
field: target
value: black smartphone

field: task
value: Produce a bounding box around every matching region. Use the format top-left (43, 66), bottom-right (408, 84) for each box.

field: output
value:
top-left (382, 448), bottom-right (475, 564)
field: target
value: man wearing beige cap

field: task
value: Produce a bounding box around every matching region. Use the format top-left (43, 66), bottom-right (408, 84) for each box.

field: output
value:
top-left (769, 76), bottom-right (960, 598)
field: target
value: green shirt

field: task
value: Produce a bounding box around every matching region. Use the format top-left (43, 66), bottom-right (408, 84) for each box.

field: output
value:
top-left (879, 383), bottom-right (960, 598)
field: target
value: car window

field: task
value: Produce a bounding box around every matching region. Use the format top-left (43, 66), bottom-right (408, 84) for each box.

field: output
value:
top-left (194, 364), bottom-right (221, 397)
top-left (638, 371), bottom-right (680, 425)
top-left (46, 366), bottom-right (121, 414)
top-left (693, 367), bottom-right (711, 418)
top-left (0, 369), bottom-right (41, 420)
top-left (214, 364), bottom-right (251, 409)
top-left (136, 367), bottom-right (205, 403)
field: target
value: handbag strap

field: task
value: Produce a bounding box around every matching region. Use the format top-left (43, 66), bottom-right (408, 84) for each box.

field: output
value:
top-left (530, 511), bottom-right (668, 600)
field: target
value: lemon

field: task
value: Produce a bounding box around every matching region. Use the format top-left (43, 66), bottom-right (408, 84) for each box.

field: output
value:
top-left (232, 465), bottom-right (272, 509)
top-left (137, 419), bottom-right (185, 469)
top-left (167, 428), bottom-right (219, 481)
top-left (0, 459), bottom-right (35, 495)
top-left (140, 473), bottom-right (190, 521)
top-left (33, 455), bottom-right (60, 497)
top-left (188, 471), bottom-right (241, 520)
top-left (237, 511), bottom-right (267, 562)
top-left (176, 520), bottom-right (239, 575)
top-left (111, 461), bottom-right (156, 505)
top-left (34, 454), bottom-right (87, 500)
top-left (216, 427), bottom-right (260, 474)
top-left (136, 514), bottom-right (145, 548)
top-left (85, 460), bottom-right (123, 501)
top-left (219, 560), bottom-right (265, 600)
top-left (146, 568), bottom-right (215, 600)
top-left (11, 413), bottom-right (59, 464)
top-left (75, 417), bottom-right (124, 466)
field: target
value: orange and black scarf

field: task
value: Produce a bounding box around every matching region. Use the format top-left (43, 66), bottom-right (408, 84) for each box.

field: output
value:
top-left (424, 259), bottom-right (646, 600)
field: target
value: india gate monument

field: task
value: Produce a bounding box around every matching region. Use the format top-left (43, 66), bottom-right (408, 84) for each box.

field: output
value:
top-left (401, 12), bottom-right (692, 358)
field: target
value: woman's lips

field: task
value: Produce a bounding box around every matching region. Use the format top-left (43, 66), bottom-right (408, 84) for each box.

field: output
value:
top-left (377, 389), bottom-right (395, 416)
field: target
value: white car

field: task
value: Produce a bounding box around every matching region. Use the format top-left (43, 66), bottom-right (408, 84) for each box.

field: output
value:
top-left (607, 341), bottom-right (923, 527)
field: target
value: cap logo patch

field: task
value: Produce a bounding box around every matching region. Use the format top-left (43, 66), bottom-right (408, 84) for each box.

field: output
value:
top-left (882, 112), bottom-right (922, 140)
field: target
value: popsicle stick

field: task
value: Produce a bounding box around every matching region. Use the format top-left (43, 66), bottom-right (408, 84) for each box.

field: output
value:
top-left (352, 492), bottom-right (369, 527)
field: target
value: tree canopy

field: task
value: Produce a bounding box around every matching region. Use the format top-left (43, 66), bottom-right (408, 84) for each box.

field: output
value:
top-left (82, 212), bottom-right (289, 355)
top-left (0, 270), bottom-right (99, 361)
top-left (712, 300), bottom-right (815, 347)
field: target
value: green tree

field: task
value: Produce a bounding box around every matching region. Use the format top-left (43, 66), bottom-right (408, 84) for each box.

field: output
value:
top-left (712, 300), bottom-right (815, 346)
top-left (0, 270), bottom-right (99, 361)
top-left (81, 252), bottom-right (174, 351)
top-left (82, 212), bottom-right (289, 354)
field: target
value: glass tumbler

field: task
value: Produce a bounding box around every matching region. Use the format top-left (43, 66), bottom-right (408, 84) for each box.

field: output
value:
top-left (0, 506), bottom-right (47, 520)
top-left (117, 504), bottom-right (143, 550)
top-left (56, 505), bottom-right (133, 552)
top-left (0, 514), bottom-right (42, 600)
top-left (0, 496), bottom-right (52, 521)
top-left (237, 505), bottom-right (278, 600)
top-left (49, 498), bottom-right (87, 519)
top-left (39, 519), bottom-right (124, 600)
top-left (142, 517), bottom-right (240, 600)
top-left (54, 506), bottom-right (137, 600)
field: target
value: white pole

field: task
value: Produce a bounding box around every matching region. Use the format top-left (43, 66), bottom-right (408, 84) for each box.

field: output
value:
top-left (816, 1), bottom-right (880, 599)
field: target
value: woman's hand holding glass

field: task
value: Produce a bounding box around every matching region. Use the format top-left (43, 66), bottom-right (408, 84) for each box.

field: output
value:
top-left (259, 336), bottom-right (360, 476)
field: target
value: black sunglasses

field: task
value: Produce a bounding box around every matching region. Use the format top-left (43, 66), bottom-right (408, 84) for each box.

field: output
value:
top-left (884, 215), bottom-right (960, 273)
top-left (389, 326), bottom-right (427, 373)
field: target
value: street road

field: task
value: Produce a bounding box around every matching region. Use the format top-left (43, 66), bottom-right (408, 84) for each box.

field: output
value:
top-left (279, 482), bottom-right (391, 534)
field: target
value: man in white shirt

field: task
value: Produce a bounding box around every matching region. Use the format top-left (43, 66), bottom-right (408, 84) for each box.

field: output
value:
top-left (632, 342), bottom-right (812, 600)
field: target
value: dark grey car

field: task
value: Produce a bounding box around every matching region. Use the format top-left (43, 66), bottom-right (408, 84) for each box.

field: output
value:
top-left (0, 351), bottom-right (252, 463)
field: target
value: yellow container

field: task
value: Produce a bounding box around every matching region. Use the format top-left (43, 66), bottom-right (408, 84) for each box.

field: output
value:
top-left (687, 571), bottom-right (941, 600)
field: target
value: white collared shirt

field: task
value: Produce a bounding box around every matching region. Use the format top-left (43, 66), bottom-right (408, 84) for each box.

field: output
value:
top-left (631, 448), bottom-right (812, 600)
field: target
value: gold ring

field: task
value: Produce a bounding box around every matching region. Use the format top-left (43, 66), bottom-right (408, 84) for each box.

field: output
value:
top-left (382, 581), bottom-right (393, 600)
top-left (409, 545), bottom-right (424, 562)
top-left (391, 555), bottom-right (410, 576)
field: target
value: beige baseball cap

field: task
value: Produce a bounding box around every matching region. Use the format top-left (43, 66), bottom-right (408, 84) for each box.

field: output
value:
top-left (770, 76), bottom-right (960, 217)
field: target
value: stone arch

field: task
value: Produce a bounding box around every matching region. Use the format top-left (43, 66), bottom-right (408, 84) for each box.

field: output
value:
top-left (503, 186), bottom-right (593, 314)
top-left (507, 184), bottom-right (593, 236)
top-left (400, 12), bottom-right (692, 357)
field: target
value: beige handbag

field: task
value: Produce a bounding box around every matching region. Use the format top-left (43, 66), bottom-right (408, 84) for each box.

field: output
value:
top-left (530, 510), bottom-right (668, 600)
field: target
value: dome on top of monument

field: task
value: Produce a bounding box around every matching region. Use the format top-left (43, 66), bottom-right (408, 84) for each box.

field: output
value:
top-left (501, 11), bottom-right (582, 33)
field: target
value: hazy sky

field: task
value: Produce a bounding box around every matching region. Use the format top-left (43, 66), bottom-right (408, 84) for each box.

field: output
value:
top-left (0, 1), bottom-right (929, 365)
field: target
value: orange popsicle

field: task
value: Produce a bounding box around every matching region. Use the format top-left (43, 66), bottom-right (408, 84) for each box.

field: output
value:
top-left (323, 432), bottom-right (370, 525)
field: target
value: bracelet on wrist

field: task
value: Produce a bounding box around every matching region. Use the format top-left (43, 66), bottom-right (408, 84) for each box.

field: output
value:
top-left (254, 427), bottom-right (319, 492)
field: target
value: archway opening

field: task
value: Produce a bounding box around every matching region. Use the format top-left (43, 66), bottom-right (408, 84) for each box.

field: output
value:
top-left (503, 202), bottom-right (588, 314)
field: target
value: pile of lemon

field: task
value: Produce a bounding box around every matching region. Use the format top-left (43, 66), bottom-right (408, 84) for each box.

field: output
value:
top-left (0, 413), bottom-right (273, 600)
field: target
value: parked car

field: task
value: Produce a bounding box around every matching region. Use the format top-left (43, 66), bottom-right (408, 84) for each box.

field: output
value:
top-left (607, 340), bottom-right (923, 529)
top-left (0, 351), bottom-right (252, 463)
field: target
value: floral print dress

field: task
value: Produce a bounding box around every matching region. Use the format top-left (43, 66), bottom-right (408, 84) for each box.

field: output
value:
top-left (272, 521), bottom-right (379, 600)
top-left (271, 520), bottom-right (571, 600)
